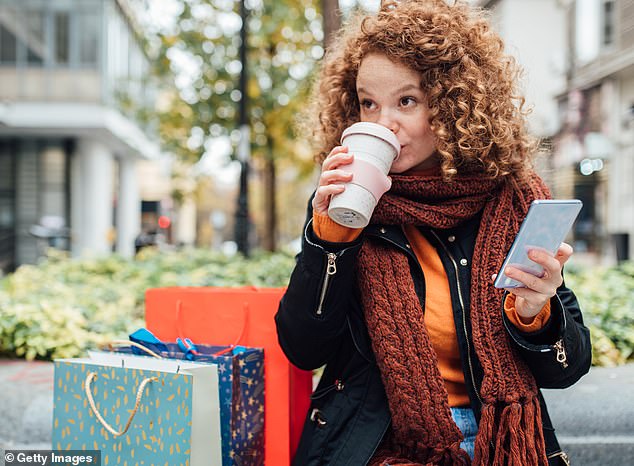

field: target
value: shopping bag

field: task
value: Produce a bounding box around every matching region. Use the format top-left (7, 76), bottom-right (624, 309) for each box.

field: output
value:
top-left (52, 354), bottom-right (222, 466)
top-left (144, 286), bottom-right (312, 466)
top-left (106, 336), bottom-right (265, 466)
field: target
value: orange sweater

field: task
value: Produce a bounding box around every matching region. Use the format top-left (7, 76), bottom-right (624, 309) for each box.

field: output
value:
top-left (313, 212), bottom-right (550, 407)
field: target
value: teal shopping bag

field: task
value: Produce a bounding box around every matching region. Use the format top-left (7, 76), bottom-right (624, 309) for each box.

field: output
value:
top-left (52, 355), bottom-right (222, 466)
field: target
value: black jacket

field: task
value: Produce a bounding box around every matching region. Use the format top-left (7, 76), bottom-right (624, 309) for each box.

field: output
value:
top-left (276, 202), bottom-right (592, 466)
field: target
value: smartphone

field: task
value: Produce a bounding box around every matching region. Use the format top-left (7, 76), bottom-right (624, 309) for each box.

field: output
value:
top-left (493, 199), bottom-right (583, 289)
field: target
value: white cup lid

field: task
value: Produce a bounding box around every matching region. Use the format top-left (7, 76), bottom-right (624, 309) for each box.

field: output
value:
top-left (341, 122), bottom-right (401, 159)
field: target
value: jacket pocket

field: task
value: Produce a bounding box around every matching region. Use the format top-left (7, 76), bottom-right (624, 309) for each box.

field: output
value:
top-left (306, 387), bottom-right (351, 465)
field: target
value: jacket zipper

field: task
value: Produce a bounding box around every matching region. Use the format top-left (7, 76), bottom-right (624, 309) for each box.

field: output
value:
top-left (316, 252), bottom-right (337, 316)
top-left (501, 292), bottom-right (570, 369)
top-left (430, 231), bottom-right (484, 406)
top-left (553, 339), bottom-right (568, 368)
top-left (303, 219), bottom-right (343, 317)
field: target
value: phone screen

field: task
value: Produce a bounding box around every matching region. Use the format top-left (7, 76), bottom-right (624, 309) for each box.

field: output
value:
top-left (493, 200), bottom-right (583, 289)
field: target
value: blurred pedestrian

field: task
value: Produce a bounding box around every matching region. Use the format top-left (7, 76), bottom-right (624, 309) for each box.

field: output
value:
top-left (275, 1), bottom-right (591, 465)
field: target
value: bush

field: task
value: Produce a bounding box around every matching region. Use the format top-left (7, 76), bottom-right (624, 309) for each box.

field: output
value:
top-left (1, 250), bottom-right (632, 366)
top-left (565, 261), bottom-right (634, 366)
top-left (0, 248), bottom-right (295, 360)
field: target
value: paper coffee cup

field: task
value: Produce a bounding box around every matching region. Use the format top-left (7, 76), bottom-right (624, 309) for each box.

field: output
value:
top-left (328, 122), bottom-right (400, 228)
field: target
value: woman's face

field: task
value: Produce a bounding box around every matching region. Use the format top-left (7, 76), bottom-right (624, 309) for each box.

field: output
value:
top-left (356, 53), bottom-right (438, 174)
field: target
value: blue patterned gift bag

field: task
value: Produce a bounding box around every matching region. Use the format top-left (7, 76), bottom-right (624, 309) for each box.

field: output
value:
top-left (111, 336), bottom-right (265, 466)
top-left (52, 356), bottom-right (222, 466)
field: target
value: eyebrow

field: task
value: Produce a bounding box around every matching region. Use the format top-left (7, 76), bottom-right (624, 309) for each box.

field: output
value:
top-left (357, 83), bottom-right (423, 96)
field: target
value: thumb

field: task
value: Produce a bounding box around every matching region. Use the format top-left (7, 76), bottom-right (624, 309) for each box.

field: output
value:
top-left (555, 242), bottom-right (574, 267)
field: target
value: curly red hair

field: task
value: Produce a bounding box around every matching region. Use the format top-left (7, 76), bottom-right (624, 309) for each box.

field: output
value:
top-left (303, 0), bottom-right (536, 180)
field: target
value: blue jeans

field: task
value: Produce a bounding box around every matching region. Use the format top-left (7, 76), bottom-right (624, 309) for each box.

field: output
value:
top-left (451, 406), bottom-right (478, 459)
top-left (384, 408), bottom-right (479, 465)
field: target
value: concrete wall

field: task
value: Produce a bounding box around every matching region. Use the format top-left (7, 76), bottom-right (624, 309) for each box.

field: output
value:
top-left (0, 69), bottom-right (101, 103)
top-left (488, 0), bottom-right (567, 138)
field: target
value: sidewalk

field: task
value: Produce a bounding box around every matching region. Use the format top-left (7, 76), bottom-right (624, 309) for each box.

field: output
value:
top-left (542, 363), bottom-right (634, 464)
top-left (0, 360), bottom-right (53, 451)
top-left (1, 358), bottom-right (633, 464)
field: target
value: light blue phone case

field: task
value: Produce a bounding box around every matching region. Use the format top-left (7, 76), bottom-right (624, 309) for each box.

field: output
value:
top-left (494, 199), bottom-right (583, 289)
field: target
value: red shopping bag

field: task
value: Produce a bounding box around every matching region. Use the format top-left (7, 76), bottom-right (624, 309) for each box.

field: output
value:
top-left (145, 286), bottom-right (312, 466)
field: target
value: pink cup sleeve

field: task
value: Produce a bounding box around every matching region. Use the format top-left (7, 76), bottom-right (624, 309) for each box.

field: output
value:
top-left (342, 159), bottom-right (391, 202)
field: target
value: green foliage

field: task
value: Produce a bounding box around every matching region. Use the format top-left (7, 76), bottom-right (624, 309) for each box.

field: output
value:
top-left (565, 261), bottom-right (634, 366)
top-left (0, 249), bottom-right (295, 361)
top-left (147, 0), bottom-right (322, 168)
top-left (2, 251), bottom-right (632, 367)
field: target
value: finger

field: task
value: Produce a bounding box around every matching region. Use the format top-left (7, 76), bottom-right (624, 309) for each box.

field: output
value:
top-left (503, 266), bottom-right (553, 294)
top-left (554, 242), bottom-right (574, 267)
top-left (527, 249), bottom-right (564, 286)
top-left (313, 184), bottom-right (346, 212)
top-left (323, 145), bottom-right (348, 163)
top-left (491, 273), bottom-right (498, 282)
top-left (322, 151), bottom-right (354, 172)
top-left (318, 169), bottom-right (354, 187)
top-left (527, 248), bottom-right (561, 273)
top-left (326, 145), bottom-right (348, 158)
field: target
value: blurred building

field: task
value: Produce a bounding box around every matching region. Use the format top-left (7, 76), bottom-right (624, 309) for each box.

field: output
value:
top-left (0, 0), bottom-right (168, 274)
top-left (480, 0), bottom-right (634, 264)
top-left (552, 0), bottom-right (634, 263)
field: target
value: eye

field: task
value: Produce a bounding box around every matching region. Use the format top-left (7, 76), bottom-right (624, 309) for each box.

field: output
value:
top-left (360, 98), bottom-right (376, 110)
top-left (400, 96), bottom-right (416, 107)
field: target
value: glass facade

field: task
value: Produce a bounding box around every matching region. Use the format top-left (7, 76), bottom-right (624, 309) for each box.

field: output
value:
top-left (0, 139), bottom-right (72, 272)
top-left (24, 9), bottom-right (46, 65)
top-left (77, 11), bottom-right (99, 66)
top-left (0, 3), bottom-right (98, 68)
top-left (0, 7), bottom-right (15, 63)
top-left (0, 141), bottom-right (15, 273)
top-left (0, 0), bottom-right (152, 117)
top-left (0, 1), bottom-right (155, 268)
top-left (55, 11), bottom-right (70, 65)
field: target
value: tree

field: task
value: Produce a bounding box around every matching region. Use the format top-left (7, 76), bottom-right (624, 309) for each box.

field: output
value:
top-left (322, 0), bottom-right (341, 49)
top-left (138, 0), bottom-right (324, 251)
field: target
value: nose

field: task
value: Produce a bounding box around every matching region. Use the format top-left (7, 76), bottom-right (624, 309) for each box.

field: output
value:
top-left (377, 110), bottom-right (399, 133)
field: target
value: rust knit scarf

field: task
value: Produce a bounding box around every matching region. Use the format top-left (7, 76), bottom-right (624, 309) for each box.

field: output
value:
top-left (357, 171), bottom-right (551, 466)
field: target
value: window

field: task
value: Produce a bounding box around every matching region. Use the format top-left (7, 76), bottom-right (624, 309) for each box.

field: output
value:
top-left (0, 145), bottom-right (15, 273)
top-left (55, 12), bottom-right (70, 65)
top-left (0, 7), bottom-right (17, 63)
top-left (77, 11), bottom-right (99, 66)
top-left (41, 146), bottom-right (68, 219)
top-left (602, 0), bottom-right (616, 47)
top-left (24, 10), bottom-right (46, 65)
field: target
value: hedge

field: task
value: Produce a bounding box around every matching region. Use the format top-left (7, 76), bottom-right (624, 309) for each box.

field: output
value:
top-left (0, 249), bottom-right (632, 366)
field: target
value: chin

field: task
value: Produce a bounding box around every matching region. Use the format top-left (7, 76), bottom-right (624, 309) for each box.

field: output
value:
top-left (388, 164), bottom-right (406, 175)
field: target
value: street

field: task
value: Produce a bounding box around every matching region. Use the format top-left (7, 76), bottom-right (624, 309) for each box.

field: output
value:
top-left (0, 359), bottom-right (632, 464)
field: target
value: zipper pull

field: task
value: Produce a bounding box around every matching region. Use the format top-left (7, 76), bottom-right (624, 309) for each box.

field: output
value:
top-left (316, 253), bottom-right (337, 316)
top-left (554, 339), bottom-right (568, 368)
top-left (326, 253), bottom-right (337, 275)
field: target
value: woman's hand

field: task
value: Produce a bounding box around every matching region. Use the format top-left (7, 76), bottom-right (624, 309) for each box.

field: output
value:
top-left (502, 243), bottom-right (574, 324)
top-left (312, 146), bottom-right (354, 215)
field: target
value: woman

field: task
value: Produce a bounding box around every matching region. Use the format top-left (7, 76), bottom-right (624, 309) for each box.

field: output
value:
top-left (275, 1), bottom-right (591, 465)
